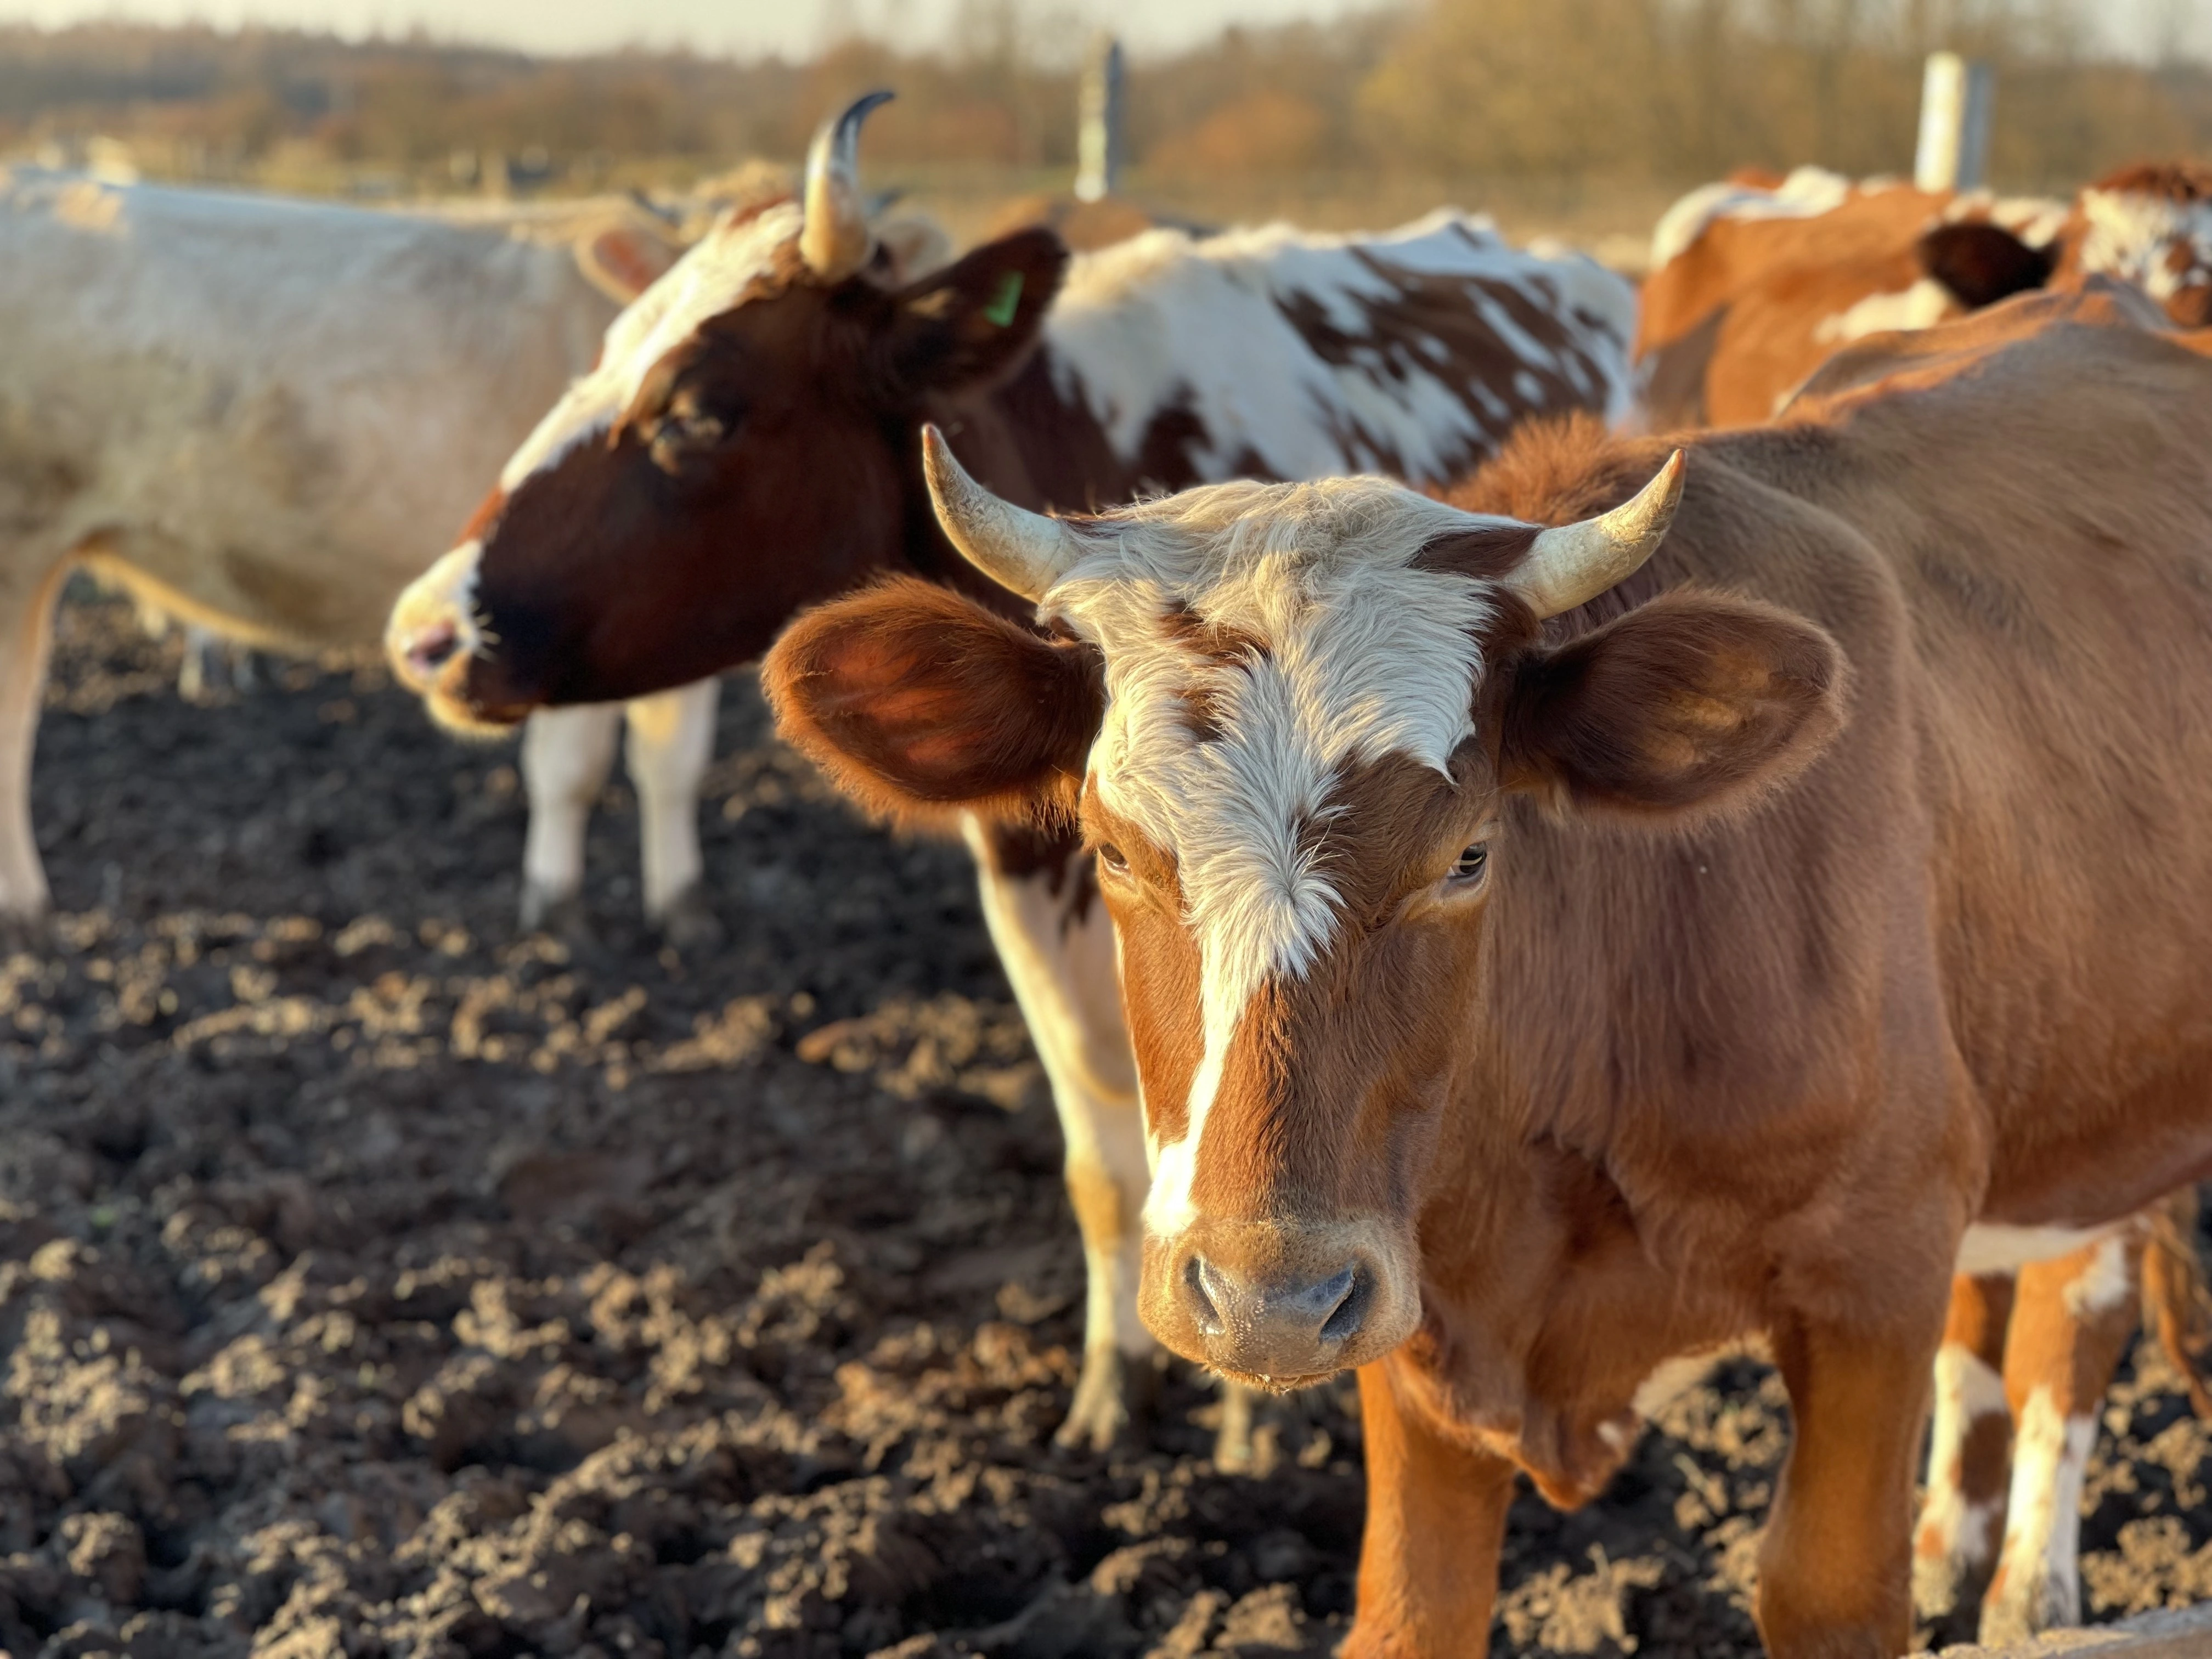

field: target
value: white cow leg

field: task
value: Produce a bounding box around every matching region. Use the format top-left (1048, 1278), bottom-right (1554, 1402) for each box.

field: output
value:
top-left (1914, 1273), bottom-right (2013, 1640)
top-left (966, 817), bottom-right (1155, 1452)
top-left (623, 676), bottom-right (718, 945)
top-left (1980, 1232), bottom-right (2142, 1645)
top-left (0, 559), bottom-right (69, 924)
top-left (518, 701), bottom-right (621, 931)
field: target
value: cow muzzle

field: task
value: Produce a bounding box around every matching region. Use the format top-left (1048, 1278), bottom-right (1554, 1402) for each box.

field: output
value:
top-left (385, 543), bottom-right (511, 732)
top-left (1142, 1217), bottom-right (1420, 1387)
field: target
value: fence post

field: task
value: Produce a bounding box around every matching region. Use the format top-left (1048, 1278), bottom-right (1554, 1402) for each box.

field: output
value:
top-left (1915, 50), bottom-right (1994, 193)
top-left (1075, 32), bottom-right (1125, 203)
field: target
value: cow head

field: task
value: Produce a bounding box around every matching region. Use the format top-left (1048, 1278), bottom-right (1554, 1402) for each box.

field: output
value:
top-left (386, 91), bottom-right (1065, 732)
top-left (769, 430), bottom-right (1844, 1390)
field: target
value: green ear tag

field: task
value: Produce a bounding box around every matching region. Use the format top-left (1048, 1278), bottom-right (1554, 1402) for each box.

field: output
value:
top-left (983, 270), bottom-right (1025, 328)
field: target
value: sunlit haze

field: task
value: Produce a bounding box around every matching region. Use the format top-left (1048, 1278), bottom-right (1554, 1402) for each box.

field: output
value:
top-left (1, 0), bottom-right (2202, 60)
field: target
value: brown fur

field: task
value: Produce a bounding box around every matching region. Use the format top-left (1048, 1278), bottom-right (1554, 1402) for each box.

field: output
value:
top-left (771, 289), bottom-right (2212, 1656)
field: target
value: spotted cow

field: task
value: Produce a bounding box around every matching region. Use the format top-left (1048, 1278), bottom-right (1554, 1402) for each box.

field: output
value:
top-left (765, 282), bottom-right (2212, 1656)
top-left (385, 92), bottom-right (1640, 1452)
top-left (1637, 165), bottom-right (2069, 427)
top-left (0, 164), bottom-right (746, 934)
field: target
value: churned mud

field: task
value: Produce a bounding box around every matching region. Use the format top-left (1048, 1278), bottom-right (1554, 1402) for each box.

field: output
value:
top-left (3, 591), bottom-right (2209, 1658)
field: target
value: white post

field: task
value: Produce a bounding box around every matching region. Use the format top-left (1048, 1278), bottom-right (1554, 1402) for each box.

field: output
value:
top-left (1916, 51), bottom-right (1994, 193)
top-left (1075, 33), bottom-right (1125, 204)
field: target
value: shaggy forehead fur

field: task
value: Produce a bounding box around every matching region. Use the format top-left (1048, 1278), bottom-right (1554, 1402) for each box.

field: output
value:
top-left (1041, 476), bottom-right (1507, 1188)
top-left (497, 200), bottom-right (803, 492)
top-left (2075, 185), bottom-right (2212, 304)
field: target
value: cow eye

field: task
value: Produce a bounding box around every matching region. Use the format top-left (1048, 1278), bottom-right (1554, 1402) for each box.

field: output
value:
top-left (1446, 843), bottom-right (1489, 888)
top-left (646, 392), bottom-right (736, 471)
top-left (1096, 844), bottom-right (1130, 876)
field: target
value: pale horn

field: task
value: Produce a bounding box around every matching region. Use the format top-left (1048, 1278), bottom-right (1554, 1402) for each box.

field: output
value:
top-left (920, 425), bottom-right (1084, 603)
top-left (1506, 449), bottom-right (1689, 620)
top-left (800, 89), bottom-right (894, 281)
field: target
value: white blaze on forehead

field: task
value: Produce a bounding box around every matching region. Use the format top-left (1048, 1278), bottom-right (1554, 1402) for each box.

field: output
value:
top-left (2074, 188), bottom-right (2212, 305)
top-left (497, 201), bottom-right (804, 493)
top-left (1042, 477), bottom-right (1505, 1231)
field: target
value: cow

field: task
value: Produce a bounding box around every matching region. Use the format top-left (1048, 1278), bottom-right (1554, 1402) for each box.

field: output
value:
top-left (383, 91), bottom-right (1641, 1453)
top-left (1637, 166), bottom-right (2069, 427)
top-left (0, 163), bottom-right (750, 938)
top-left (761, 280), bottom-right (2212, 1656)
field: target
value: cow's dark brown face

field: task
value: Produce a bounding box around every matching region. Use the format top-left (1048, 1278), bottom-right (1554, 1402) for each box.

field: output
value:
top-left (386, 202), bottom-right (1064, 732)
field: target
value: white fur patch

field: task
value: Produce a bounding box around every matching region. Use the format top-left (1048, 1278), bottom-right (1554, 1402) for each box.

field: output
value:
top-left (2059, 1232), bottom-right (2135, 1319)
top-left (1648, 166), bottom-right (1854, 273)
top-left (1957, 1222), bottom-right (2120, 1277)
top-left (1045, 210), bottom-right (1637, 491)
top-left (1813, 278), bottom-right (1959, 347)
top-left (497, 201), bottom-right (803, 492)
top-left (1991, 1384), bottom-right (2096, 1633)
top-left (1038, 479), bottom-right (1506, 1232)
top-left (2073, 188), bottom-right (2212, 307)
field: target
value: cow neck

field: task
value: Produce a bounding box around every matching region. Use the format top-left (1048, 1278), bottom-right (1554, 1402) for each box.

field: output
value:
top-left (902, 344), bottom-right (1138, 627)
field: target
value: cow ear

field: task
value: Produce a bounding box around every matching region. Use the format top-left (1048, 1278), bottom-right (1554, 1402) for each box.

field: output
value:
top-left (765, 576), bottom-right (1103, 827)
top-left (1499, 592), bottom-right (1844, 822)
top-left (575, 222), bottom-right (684, 303)
top-left (880, 229), bottom-right (1069, 397)
top-left (1916, 222), bottom-right (2055, 311)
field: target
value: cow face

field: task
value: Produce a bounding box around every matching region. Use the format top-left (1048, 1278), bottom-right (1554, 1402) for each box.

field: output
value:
top-left (386, 93), bottom-right (1064, 731)
top-left (768, 435), bottom-right (1845, 1390)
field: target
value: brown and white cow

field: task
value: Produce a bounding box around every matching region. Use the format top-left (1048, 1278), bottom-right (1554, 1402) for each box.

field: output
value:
top-left (383, 93), bottom-right (1640, 1452)
top-left (1637, 165), bottom-right (2069, 427)
top-left (1639, 165), bottom-right (2212, 1644)
top-left (765, 282), bottom-right (2212, 1656)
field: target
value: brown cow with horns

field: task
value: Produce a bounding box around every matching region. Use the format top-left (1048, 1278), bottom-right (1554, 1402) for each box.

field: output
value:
top-left (765, 282), bottom-right (2212, 1657)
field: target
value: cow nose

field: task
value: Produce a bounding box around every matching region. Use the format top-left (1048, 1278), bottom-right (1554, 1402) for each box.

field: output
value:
top-left (400, 620), bottom-right (460, 677)
top-left (1183, 1254), bottom-right (1368, 1365)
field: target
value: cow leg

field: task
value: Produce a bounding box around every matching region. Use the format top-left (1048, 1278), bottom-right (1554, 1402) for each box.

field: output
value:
top-left (1759, 1310), bottom-right (1939, 1658)
top-left (519, 702), bottom-right (622, 931)
top-left (1914, 1271), bottom-right (2016, 1639)
top-left (1345, 1355), bottom-right (1515, 1658)
top-left (1979, 1228), bottom-right (2142, 1645)
top-left (964, 819), bottom-right (1154, 1452)
top-left (0, 557), bottom-right (69, 923)
top-left (622, 676), bottom-right (719, 946)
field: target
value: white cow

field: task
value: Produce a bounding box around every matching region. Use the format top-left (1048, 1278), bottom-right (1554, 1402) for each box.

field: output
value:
top-left (0, 166), bottom-right (725, 934)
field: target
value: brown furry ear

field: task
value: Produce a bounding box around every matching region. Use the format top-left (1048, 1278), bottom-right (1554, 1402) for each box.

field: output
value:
top-left (764, 576), bottom-right (1103, 827)
top-left (880, 229), bottom-right (1068, 398)
top-left (1916, 222), bottom-right (2055, 311)
top-left (1500, 592), bottom-right (1844, 821)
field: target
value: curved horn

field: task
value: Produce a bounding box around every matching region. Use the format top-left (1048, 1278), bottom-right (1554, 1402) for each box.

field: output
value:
top-left (801, 88), bottom-right (894, 280)
top-left (921, 425), bottom-right (1084, 603)
top-left (1505, 450), bottom-right (1688, 620)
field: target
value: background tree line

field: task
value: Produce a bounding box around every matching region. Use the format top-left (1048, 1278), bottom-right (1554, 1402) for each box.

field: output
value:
top-left (1, 0), bottom-right (2205, 205)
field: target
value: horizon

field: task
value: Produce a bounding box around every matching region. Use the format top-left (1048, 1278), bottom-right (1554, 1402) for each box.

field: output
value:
top-left (0, 0), bottom-right (2203, 63)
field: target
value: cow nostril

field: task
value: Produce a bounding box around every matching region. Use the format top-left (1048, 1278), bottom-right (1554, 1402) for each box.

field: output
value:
top-left (1318, 1268), bottom-right (1370, 1345)
top-left (408, 622), bottom-right (460, 672)
top-left (1185, 1255), bottom-right (1224, 1337)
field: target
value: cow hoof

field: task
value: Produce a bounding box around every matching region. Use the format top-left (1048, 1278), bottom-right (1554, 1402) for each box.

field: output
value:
top-left (0, 907), bottom-right (52, 953)
top-left (654, 884), bottom-right (725, 952)
top-left (1979, 1574), bottom-right (2071, 1650)
top-left (1912, 1550), bottom-right (1993, 1650)
top-left (520, 885), bottom-right (591, 944)
top-left (1055, 1346), bottom-right (1159, 1453)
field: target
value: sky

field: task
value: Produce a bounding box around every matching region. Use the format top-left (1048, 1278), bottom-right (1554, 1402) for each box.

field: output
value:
top-left (0, 0), bottom-right (2202, 61)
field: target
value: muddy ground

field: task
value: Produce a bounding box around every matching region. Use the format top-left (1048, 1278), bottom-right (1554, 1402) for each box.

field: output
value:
top-left (3, 591), bottom-right (2210, 1659)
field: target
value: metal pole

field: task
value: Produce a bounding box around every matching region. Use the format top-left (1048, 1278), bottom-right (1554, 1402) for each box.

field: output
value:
top-left (1915, 51), bottom-right (1994, 193)
top-left (1075, 32), bottom-right (1125, 203)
